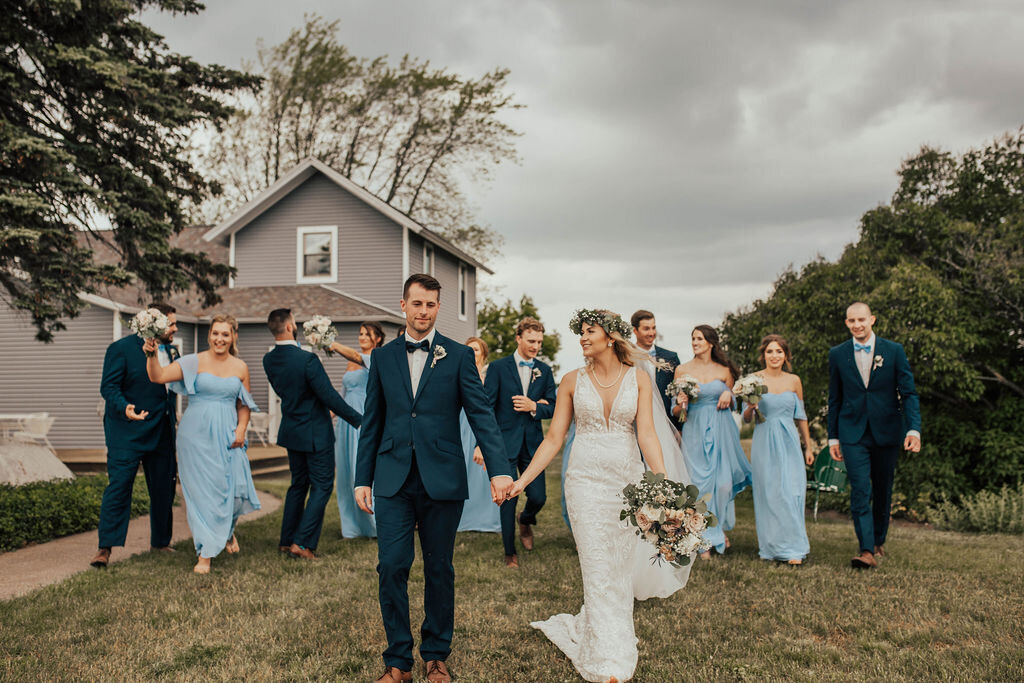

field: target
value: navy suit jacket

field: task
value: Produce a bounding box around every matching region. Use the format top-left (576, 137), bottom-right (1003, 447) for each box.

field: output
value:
top-left (484, 354), bottom-right (557, 458)
top-left (653, 345), bottom-right (681, 426)
top-left (828, 336), bottom-right (921, 447)
top-left (355, 333), bottom-right (512, 501)
top-left (100, 335), bottom-right (177, 452)
top-left (263, 343), bottom-right (361, 453)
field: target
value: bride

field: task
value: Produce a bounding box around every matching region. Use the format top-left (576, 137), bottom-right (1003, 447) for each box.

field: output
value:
top-left (508, 309), bottom-right (692, 682)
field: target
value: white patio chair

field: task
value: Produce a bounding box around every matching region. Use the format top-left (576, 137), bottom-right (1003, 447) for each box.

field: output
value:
top-left (12, 414), bottom-right (57, 451)
top-left (247, 412), bottom-right (270, 447)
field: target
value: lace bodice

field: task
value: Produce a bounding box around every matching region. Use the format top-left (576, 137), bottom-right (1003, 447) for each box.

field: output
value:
top-left (573, 366), bottom-right (638, 436)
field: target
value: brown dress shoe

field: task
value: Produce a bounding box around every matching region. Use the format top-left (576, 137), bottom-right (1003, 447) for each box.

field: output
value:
top-left (374, 666), bottom-right (411, 682)
top-left (279, 545), bottom-right (291, 554)
top-left (424, 660), bottom-right (451, 683)
top-left (851, 550), bottom-right (878, 569)
top-left (90, 548), bottom-right (111, 568)
top-left (504, 554), bottom-right (519, 568)
top-left (518, 514), bottom-right (534, 551)
top-left (288, 543), bottom-right (318, 560)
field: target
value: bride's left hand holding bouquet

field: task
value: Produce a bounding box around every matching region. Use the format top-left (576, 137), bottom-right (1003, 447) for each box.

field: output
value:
top-left (129, 308), bottom-right (171, 357)
top-left (303, 315), bottom-right (338, 356)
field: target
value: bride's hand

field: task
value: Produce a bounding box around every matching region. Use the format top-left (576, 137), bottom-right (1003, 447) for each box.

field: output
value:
top-left (508, 478), bottom-right (526, 499)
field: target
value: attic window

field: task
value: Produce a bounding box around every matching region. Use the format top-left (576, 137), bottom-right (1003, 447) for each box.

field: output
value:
top-left (296, 226), bottom-right (338, 283)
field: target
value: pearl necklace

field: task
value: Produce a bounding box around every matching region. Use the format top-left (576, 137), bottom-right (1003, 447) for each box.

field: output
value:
top-left (591, 362), bottom-right (624, 388)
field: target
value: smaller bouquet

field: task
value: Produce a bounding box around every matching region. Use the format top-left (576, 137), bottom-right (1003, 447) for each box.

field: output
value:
top-left (302, 315), bottom-right (338, 355)
top-left (665, 375), bottom-right (701, 422)
top-left (129, 308), bottom-right (171, 357)
top-left (621, 471), bottom-right (716, 567)
top-left (733, 373), bottom-right (768, 423)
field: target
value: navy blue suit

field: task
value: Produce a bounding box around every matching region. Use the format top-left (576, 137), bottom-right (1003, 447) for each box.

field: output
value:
top-left (263, 343), bottom-right (361, 550)
top-left (98, 335), bottom-right (178, 549)
top-left (653, 345), bottom-right (681, 430)
top-left (828, 336), bottom-right (921, 552)
top-left (356, 333), bottom-right (511, 671)
top-left (484, 354), bottom-right (557, 556)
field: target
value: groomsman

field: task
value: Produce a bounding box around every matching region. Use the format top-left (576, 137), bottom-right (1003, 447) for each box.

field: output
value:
top-left (263, 308), bottom-right (362, 560)
top-left (484, 317), bottom-right (557, 567)
top-left (828, 302), bottom-right (921, 569)
top-left (93, 303), bottom-right (179, 568)
top-left (631, 310), bottom-right (680, 429)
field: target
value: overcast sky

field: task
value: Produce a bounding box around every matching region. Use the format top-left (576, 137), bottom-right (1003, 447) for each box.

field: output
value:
top-left (146, 0), bottom-right (1024, 373)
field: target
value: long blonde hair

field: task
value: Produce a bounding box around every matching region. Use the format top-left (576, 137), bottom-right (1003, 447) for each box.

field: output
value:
top-left (209, 314), bottom-right (239, 356)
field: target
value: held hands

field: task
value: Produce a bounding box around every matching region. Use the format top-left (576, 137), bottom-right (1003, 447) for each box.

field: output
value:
top-left (829, 443), bottom-right (843, 462)
top-left (125, 404), bottom-right (149, 421)
top-left (511, 395), bottom-right (537, 413)
top-left (716, 390), bottom-right (733, 410)
top-left (490, 477), bottom-right (513, 504)
top-left (354, 486), bottom-right (374, 514)
top-left (904, 434), bottom-right (922, 453)
top-left (507, 478), bottom-right (527, 499)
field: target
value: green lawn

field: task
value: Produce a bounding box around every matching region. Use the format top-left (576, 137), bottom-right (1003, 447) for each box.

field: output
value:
top-left (1, 460), bottom-right (1022, 681)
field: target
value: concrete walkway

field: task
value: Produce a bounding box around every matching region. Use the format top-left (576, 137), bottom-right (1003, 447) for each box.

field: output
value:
top-left (0, 487), bottom-right (281, 601)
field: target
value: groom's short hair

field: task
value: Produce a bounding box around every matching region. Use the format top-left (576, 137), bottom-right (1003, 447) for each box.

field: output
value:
top-left (267, 308), bottom-right (292, 335)
top-left (630, 310), bottom-right (654, 329)
top-left (403, 273), bottom-right (442, 300)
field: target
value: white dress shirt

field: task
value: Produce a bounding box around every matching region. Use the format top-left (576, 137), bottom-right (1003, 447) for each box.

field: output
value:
top-left (405, 328), bottom-right (436, 398)
top-left (275, 339), bottom-right (299, 347)
top-left (513, 350), bottom-right (532, 395)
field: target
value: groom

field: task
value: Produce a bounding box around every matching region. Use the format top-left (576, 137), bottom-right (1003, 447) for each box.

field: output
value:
top-left (828, 302), bottom-right (921, 569)
top-left (355, 274), bottom-right (513, 683)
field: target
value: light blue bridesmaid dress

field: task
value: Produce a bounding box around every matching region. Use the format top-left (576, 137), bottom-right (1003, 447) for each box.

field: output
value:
top-left (457, 410), bottom-right (502, 532)
top-left (170, 354), bottom-right (261, 559)
top-left (750, 392), bottom-right (810, 561)
top-left (680, 379), bottom-right (752, 554)
top-left (335, 353), bottom-right (376, 538)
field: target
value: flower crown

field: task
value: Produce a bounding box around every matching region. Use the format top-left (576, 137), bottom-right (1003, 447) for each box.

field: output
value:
top-left (569, 309), bottom-right (632, 340)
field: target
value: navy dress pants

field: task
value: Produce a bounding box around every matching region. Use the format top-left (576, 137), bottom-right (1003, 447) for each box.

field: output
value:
top-left (98, 441), bottom-right (176, 549)
top-left (375, 458), bottom-right (464, 671)
top-left (842, 427), bottom-right (900, 552)
top-left (279, 444), bottom-right (335, 550)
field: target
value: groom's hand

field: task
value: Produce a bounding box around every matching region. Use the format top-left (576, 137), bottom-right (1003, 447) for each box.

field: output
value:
top-left (354, 486), bottom-right (374, 514)
top-left (490, 476), bottom-right (513, 504)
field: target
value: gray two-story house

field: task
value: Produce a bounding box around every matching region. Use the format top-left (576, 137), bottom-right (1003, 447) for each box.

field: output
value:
top-left (0, 158), bottom-right (491, 450)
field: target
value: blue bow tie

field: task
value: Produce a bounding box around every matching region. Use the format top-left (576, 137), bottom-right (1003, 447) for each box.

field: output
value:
top-left (518, 360), bottom-right (535, 368)
top-left (854, 342), bottom-right (871, 353)
top-left (406, 339), bottom-right (429, 353)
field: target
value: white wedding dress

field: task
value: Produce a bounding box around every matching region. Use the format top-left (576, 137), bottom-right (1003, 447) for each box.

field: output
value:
top-left (532, 363), bottom-right (691, 682)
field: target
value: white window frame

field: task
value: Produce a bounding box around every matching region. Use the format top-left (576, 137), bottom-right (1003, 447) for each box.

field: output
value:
top-left (296, 225), bottom-right (338, 284)
top-left (458, 262), bottom-right (468, 321)
top-left (422, 243), bottom-right (435, 275)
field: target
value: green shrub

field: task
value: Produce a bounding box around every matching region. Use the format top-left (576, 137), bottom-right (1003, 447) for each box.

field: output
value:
top-left (0, 475), bottom-right (153, 551)
top-left (925, 483), bottom-right (1024, 534)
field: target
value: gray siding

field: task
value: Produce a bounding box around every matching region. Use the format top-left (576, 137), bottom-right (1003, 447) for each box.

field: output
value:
top-left (233, 172), bottom-right (404, 305)
top-left (0, 304), bottom-right (114, 449)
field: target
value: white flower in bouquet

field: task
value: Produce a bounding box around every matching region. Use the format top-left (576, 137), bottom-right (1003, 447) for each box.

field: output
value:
top-left (302, 315), bottom-right (338, 355)
top-left (733, 373), bottom-right (769, 423)
top-left (129, 308), bottom-right (170, 356)
top-left (665, 375), bottom-right (701, 423)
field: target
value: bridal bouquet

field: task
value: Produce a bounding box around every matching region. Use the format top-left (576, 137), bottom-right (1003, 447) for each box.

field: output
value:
top-left (733, 373), bottom-right (768, 423)
top-left (129, 308), bottom-right (171, 357)
top-left (665, 375), bottom-right (700, 422)
top-left (302, 315), bottom-right (337, 355)
top-left (620, 471), bottom-right (716, 568)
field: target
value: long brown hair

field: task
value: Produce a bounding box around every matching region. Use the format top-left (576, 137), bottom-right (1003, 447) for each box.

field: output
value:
top-left (757, 334), bottom-right (792, 371)
top-left (693, 324), bottom-right (739, 381)
top-left (361, 321), bottom-right (385, 348)
top-left (209, 314), bottom-right (239, 356)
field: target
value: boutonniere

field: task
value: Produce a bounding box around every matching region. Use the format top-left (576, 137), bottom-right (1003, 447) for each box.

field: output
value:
top-left (531, 367), bottom-right (542, 382)
top-left (873, 355), bottom-right (884, 370)
top-left (431, 344), bottom-right (447, 368)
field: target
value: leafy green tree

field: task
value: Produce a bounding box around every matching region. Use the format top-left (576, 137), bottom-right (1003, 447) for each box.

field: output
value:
top-left (478, 295), bottom-right (561, 372)
top-left (1, 0), bottom-right (258, 340)
top-left (198, 15), bottom-right (521, 261)
top-left (722, 129), bottom-right (1024, 510)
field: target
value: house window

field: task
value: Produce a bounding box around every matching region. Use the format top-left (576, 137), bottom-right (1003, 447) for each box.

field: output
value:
top-left (423, 243), bottom-right (434, 275)
top-left (458, 263), bottom-right (468, 321)
top-left (296, 226), bottom-right (338, 284)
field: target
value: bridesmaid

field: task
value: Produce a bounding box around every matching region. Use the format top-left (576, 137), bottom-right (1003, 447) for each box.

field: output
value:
top-left (673, 324), bottom-right (752, 558)
top-left (743, 335), bottom-right (814, 565)
top-left (329, 321), bottom-right (384, 538)
top-left (458, 337), bottom-right (502, 533)
top-left (144, 314), bottom-right (261, 574)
